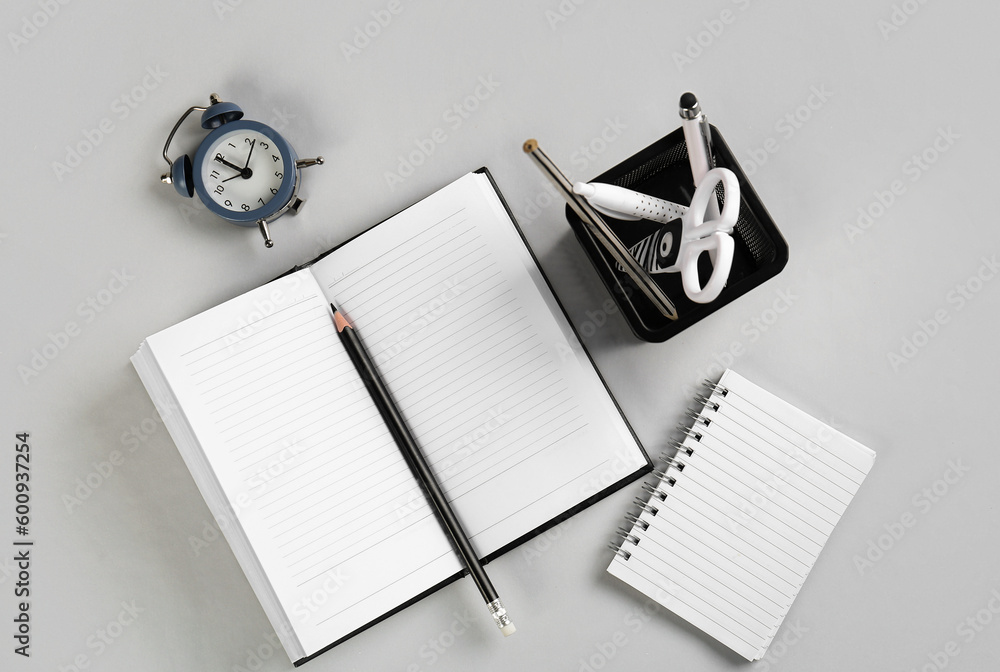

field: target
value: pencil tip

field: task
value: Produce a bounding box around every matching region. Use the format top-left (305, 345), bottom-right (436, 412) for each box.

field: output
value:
top-left (522, 139), bottom-right (537, 153)
top-left (333, 310), bottom-right (351, 332)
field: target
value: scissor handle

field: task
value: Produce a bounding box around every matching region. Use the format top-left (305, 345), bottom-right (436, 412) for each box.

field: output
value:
top-left (680, 232), bottom-right (734, 304)
top-left (685, 167), bottom-right (740, 241)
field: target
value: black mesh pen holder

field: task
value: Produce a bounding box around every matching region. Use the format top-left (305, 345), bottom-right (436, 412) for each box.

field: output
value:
top-left (565, 125), bottom-right (788, 342)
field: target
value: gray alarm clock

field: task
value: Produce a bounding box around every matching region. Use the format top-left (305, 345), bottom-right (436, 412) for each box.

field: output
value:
top-left (160, 94), bottom-right (323, 248)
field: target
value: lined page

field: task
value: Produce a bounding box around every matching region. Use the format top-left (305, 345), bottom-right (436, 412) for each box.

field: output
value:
top-left (608, 369), bottom-right (874, 661)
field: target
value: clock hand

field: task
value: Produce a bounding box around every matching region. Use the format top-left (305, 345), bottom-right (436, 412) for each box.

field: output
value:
top-left (222, 173), bottom-right (243, 183)
top-left (214, 155), bottom-right (244, 172)
top-left (243, 139), bottom-right (256, 170)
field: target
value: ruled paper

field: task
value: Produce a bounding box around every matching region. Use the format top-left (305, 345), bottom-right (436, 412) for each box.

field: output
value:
top-left (138, 172), bottom-right (647, 659)
top-left (608, 369), bottom-right (874, 661)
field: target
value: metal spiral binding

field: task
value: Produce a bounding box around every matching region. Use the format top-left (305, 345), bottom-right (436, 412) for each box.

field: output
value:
top-left (677, 424), bottom-right (703, 442)
top-left (685, 408), bottom-right (712, 426)
top-left (704, 379), bottom-right (729, 396)
top-left (651, 468), bottom-right (677, 486)
top-left (608, 542), bottom-right (632, 560)
top-left (624, 511), bottom-right (650, 530)
top-left (614, 526), bottom-right (641, 546)
top-left (640, 481), bottom-right (669, 501)
top-left (660, 453), bottom-right (686, 471)
top-left (694, 393), bottom-right (720, 411)
top-left (633, 497), bottom-right (659, 515)
top-left (668, 438), bottom-right (695, 456)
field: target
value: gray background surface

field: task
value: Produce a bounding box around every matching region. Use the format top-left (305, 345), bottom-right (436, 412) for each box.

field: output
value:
top-left (3, 1), bottom-right (999, 670)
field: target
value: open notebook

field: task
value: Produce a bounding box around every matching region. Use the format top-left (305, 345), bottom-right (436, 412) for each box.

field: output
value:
top-left (132, 170), bottom-right (650, 664)
top-left (608, 369), bottom-right (875, 661)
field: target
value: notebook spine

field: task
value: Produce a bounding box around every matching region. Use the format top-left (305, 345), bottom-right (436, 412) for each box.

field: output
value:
top-left (609, 379), bottom-right (726, 561)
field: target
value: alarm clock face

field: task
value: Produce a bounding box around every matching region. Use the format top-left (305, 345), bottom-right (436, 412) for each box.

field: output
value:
top-left (192, 120), bottom-right (297, 224)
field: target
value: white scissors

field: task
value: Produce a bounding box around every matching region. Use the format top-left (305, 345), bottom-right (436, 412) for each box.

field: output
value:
top-left (573, 167), bottom-right (740, 304)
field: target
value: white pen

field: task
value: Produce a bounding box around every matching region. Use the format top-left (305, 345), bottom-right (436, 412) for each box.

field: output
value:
top-left (679, 92), bottom-right (721, 219)
top-left (573, 181), bottom-right (687, 224)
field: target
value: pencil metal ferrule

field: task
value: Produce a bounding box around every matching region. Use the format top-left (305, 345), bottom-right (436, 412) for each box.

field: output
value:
top-left (488, 598), bottom-right (513, 630)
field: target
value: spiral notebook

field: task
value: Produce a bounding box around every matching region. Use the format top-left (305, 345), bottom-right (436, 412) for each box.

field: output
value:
top-left (608, 369), bottom-right (875, 661)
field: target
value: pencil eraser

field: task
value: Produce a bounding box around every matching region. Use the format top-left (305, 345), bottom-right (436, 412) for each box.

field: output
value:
top-left (501, 623), bottom-right (516, 637)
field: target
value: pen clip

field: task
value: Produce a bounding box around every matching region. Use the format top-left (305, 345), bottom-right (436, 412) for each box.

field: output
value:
top-left (700, 115), bottom-right (715, 170)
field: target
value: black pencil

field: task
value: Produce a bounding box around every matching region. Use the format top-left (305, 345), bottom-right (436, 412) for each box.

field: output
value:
top-left (331, 305), bottom-right (516, 636)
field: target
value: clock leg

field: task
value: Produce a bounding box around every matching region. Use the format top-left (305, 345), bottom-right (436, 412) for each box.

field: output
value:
top-left (257, 219), bottom-right (273, 248)
top-left (295, 156), bottom-right (324, 169)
